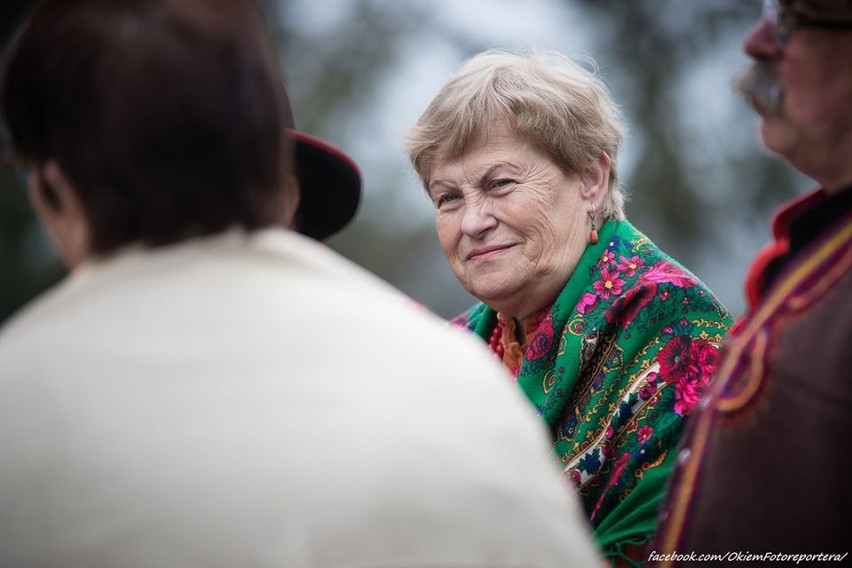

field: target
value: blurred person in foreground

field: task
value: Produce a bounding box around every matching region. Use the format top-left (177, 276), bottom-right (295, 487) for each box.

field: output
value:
top-left (652, 1), bottom-right (852, 564)
top-left (0, 1), bottom-right (604, 566)
top-left (405, 49), bottom-right (733, 567)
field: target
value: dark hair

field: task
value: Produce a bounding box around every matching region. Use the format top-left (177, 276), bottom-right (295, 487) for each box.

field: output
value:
top-left (0, 0), bottom-right (295, 253)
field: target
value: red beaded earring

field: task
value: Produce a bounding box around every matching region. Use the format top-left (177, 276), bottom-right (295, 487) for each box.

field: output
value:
top-left (589, 204), bottom-right (599, 244)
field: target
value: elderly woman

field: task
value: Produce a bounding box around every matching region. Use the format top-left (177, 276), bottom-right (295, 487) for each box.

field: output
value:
top-left (405, 49), bottom-right (733, 566)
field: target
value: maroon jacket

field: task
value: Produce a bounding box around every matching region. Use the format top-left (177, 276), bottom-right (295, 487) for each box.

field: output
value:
top-left (651, 187), bottom-right (852, 566)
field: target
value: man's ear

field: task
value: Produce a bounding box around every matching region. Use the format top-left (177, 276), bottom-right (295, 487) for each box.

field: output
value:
top-left (27, 160), bottom-right (91, 268)
top-left (580, 152), bottom-right (611, 209)
top-left (283, 171), bottom-right (301, 230)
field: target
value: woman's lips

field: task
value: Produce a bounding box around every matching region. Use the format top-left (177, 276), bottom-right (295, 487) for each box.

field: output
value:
top-left (466, 244), bottom-right (515, 261)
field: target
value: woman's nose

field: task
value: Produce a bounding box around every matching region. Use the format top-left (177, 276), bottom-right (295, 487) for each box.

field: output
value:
top-left (460, 199), bottom-right (497, 237)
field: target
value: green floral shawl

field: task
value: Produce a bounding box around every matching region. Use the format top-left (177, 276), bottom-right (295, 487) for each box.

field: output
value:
top-left (452, 220), bottom-right (732, 565)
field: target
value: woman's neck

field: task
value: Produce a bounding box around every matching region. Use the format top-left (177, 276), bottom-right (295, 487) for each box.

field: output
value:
top-left (498, 305), bottom-right (552, 345)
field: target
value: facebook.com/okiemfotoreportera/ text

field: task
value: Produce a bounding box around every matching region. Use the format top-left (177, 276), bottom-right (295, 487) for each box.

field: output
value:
top-left (648, 551), bottom-right (849, 564)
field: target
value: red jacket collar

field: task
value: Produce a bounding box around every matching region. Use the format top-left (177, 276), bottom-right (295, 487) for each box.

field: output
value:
top-left (744, 187), bottom-right (827, 312)
top-left (770, 187), bottom-right (827, 240)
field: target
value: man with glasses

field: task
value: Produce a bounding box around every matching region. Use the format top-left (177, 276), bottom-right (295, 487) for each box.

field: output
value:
top-left (650, 1), bottom-right (852, 565)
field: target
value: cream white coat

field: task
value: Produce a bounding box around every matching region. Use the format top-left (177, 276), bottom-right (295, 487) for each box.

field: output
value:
top-left (0, 228), bottom-right (600, 567)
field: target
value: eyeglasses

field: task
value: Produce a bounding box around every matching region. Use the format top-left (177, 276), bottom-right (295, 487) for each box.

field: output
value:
top-left (762, 0), bottom-right (852, 49)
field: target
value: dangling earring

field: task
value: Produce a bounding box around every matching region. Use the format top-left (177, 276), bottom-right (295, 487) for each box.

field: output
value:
top-left (589, 204), bottom-right (599, 245)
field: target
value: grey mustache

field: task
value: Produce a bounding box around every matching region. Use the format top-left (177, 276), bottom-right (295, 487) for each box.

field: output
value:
top-left (732, 61), bottom-right (783, 113)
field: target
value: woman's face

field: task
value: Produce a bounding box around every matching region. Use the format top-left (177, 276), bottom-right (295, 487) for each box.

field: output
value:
top-left (428, 122), bottom-right (601, 319)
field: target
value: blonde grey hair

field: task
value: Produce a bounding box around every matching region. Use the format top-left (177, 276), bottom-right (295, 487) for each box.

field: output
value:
top-left (405, 48), bottom-right (627, 220)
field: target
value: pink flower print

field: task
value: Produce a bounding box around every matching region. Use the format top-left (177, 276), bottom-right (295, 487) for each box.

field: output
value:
top-left (600, 249), bottom-right (616, 265)
top-left (690, 339), bottom-right (720, 385)
top-left (674, 375), bottom-right (703, 416)
top-left (570, 469), bottom-right (581, 486)
top-left (617, 255), bottom-right (644, 278)
top-left (637, 425), bottom-right (654, 443)
top-left (658, 336), bottom-right (720, 415)
top-left (526, 317), bottom-right (555, 361)
top-left (604, 283), bottom-right (657, 328)
top-left (659, 289), bottom-right (672, 302)
top-left (642, 261), bottom-right (697, 288)
top-left (605, 425), bottom-right (616, 440)
top-left (658, 336), bottom-right (699, 385)
top-left (576, 292), bottom-right (599, 315)
top-left (593, 267), bottom-right (625, 300)
top-left (639, 381), bottom-right (657, 400)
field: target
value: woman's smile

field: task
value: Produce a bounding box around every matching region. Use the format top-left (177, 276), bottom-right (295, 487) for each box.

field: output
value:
top-left (429, 123), bottom-right (593, 317)
top-left (466, 243), bottom-right (517, 262)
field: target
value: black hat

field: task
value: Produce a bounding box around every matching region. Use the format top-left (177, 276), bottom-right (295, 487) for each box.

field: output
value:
top-left (289, 129), bottom-right (361, 240)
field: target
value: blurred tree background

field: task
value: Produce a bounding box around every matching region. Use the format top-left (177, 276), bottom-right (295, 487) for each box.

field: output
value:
top-left (0, 0), bottom-right (804, 325)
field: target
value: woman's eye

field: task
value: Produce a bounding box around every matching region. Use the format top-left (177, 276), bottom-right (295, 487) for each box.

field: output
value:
top-left (436, 193), bottom-right (460, 208)
top-left (489, 178), bottom-right (515, 190)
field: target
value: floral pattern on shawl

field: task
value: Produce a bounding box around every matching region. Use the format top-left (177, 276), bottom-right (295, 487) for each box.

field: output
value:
top-left (451, 220), bottom-right (732, 561)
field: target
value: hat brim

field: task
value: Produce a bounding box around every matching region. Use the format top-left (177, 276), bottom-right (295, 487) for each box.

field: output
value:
top-left (290, 130), bottom-right (362, 241)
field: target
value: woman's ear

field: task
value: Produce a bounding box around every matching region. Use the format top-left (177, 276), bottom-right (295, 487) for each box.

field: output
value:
top-left (580, 152), bottom-right (611, 207)
top-left (27, 160), bottom-right (91, 269)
